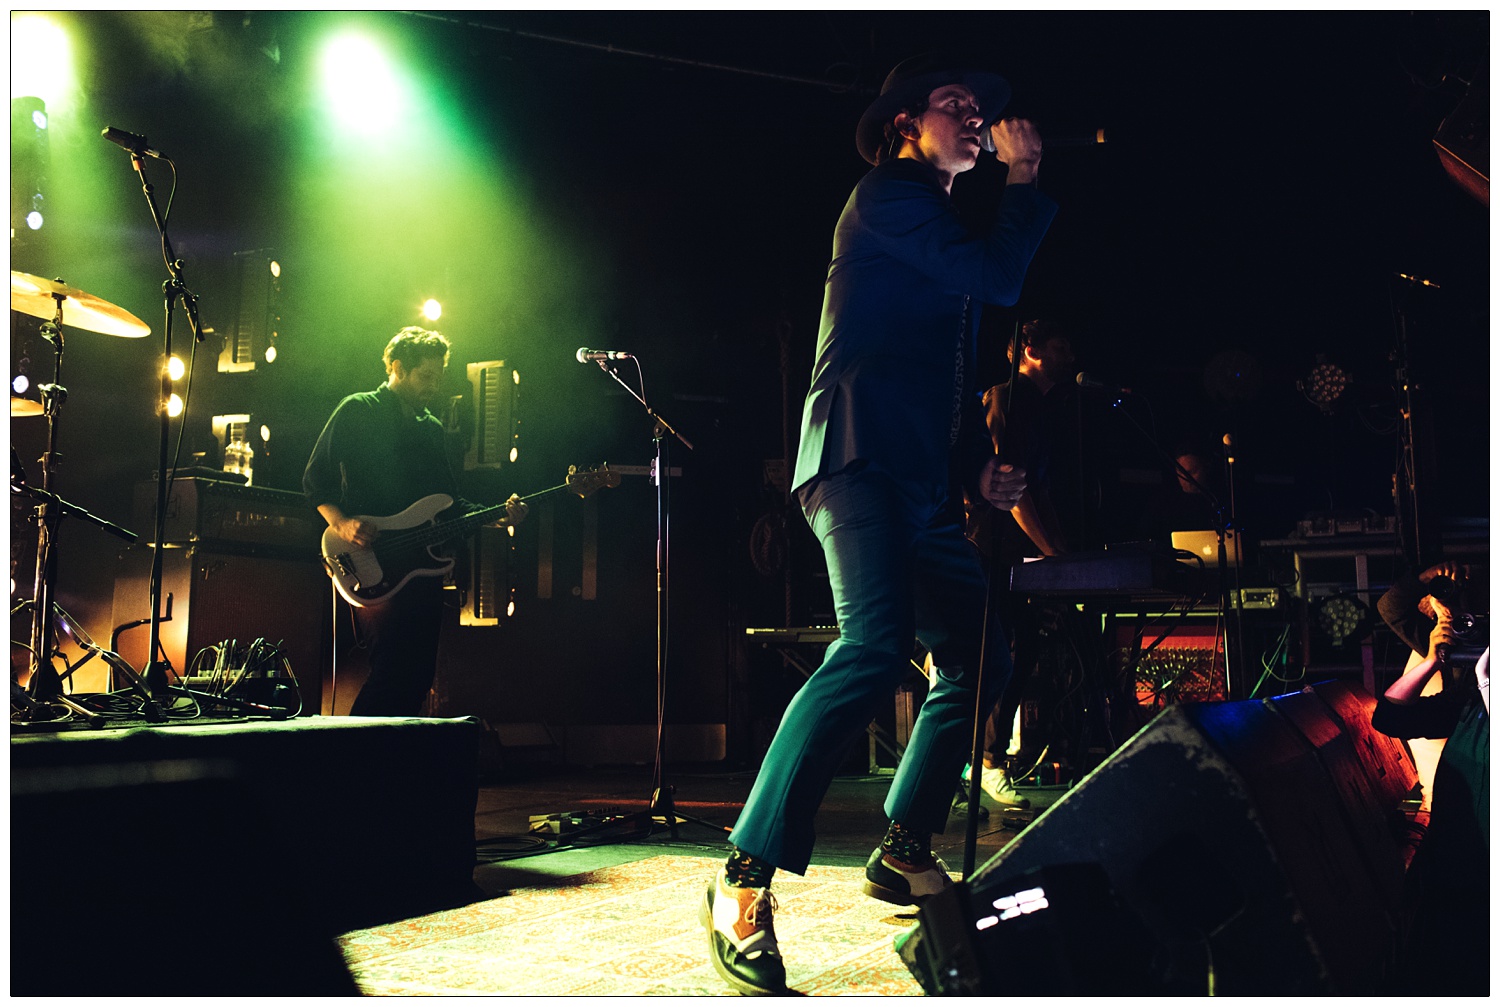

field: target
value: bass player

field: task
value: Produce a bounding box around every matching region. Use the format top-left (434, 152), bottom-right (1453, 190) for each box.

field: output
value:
top-left (303, 325), bottom-right (527, 716)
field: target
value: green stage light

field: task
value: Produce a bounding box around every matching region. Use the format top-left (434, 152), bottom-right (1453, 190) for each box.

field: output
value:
top-left (421, 298), bottom-right (442, 321)
top-left (319, 31), bottom-right (403, 134)
top-left (11, 15), bottom-right (73, 108)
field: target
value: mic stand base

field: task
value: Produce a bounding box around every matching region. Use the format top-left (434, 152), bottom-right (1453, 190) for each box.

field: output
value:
top-left (544, 788), bottom-right (731, 849)
top-left (648, 784), bottom-right (732, 841)
top-left (11, 686), bottom-right (107, 729)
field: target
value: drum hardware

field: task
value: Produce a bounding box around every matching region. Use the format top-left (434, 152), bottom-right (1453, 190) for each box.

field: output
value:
top-left (10, 274), bottom-right (155, 723)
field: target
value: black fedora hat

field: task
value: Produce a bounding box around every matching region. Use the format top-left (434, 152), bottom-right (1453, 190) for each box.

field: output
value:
top-left (856, 53), bottom-right (1011, 165)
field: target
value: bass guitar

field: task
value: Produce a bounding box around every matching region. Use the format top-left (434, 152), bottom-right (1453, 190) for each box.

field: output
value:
top-left (321, 463), bottom-right (619, 608)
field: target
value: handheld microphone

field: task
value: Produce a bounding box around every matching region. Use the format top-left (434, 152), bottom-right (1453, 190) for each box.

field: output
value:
top-left (981, 127), bottom-right (1106, 154)
top-left (1075, 372), bottom-right (1133, 396)
top-left (576, 347), bottom-right (632, 363)
top-left (101, 126), bottom-right (163, 159)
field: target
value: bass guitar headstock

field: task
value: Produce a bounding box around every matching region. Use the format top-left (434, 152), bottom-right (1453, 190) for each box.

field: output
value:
top-left (566, 463), bottom-right (622, 500)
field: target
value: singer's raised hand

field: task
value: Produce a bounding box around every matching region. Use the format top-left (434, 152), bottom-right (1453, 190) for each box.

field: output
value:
top-left (990, 117), bottom-right (1043, 183)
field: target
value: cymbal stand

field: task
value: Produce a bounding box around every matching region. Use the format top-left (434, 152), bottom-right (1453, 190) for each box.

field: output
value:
top-left (12, 302), bottom-right (159, 723)
top-left (17, 305), bottom-right (77, 719)
top-left (119, 146), bottom-right (205, 701)
top-left (580, 356), bottom-right (728, 842)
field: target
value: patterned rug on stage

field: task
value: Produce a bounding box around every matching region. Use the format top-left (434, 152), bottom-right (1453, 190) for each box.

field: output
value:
top-left (338, 854), bottom-right (924, 996)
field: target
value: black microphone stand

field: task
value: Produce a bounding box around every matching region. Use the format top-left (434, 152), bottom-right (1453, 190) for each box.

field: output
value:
top-left (120, 146), bottom-right (205, 701)
top-left (581, 356), bottom-right (728, 843)
top-left (1391, 276), bottom-right (1436, 568)
top-left (961, 321), bottom-right (1023, 878)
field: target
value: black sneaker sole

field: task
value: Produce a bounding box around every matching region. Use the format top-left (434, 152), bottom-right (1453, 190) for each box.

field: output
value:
top-left (860, 878), bottom-right (916, 907)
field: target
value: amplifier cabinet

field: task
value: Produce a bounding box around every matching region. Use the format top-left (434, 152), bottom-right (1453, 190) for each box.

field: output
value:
top-left (110, 545), bottom-right (330, 715)
top-left (132, 477), bottom-right (322, 555)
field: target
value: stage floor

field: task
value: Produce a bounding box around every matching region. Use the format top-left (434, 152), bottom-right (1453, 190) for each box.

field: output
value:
top-left (470, 763), bottom-right (1059, 897)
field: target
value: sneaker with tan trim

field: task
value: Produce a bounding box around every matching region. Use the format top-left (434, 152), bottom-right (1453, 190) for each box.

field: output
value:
top-left (964, 762), bottom-right (1032, 809)
top-left (700, 868), bottom-right (787, 995)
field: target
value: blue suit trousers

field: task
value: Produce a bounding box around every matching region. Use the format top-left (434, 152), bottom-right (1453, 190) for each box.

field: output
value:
top-left (729, 465), bottom-right (1012, 873)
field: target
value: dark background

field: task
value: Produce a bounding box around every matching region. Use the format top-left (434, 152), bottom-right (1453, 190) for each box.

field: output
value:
top-left (9, 12), bottom-right (1489, 756)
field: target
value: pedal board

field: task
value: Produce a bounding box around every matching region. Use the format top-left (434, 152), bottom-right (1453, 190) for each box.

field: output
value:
top-left (527, 809), bottom-right (633, 836)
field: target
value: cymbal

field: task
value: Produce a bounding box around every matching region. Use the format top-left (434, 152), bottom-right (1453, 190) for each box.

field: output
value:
top-left (11, 271), bottom-right (150, 338)
top-left (11, 396), bottom-right (43, 417)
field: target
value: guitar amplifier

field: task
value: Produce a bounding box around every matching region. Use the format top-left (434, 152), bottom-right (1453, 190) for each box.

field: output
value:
top-left (133, 476), bottom-right (321, 556)
top-left (110, 544), bottom-right (330, 716)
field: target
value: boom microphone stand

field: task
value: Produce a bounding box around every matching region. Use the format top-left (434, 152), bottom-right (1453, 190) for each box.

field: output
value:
top-left (110, 130), bottom-right (206, 701)
top-left (579, 350), bottom-right (728, 841)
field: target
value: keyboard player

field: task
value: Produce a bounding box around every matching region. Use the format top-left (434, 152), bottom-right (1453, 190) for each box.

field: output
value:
top-left (965, 318), bottom-right (1084, 809)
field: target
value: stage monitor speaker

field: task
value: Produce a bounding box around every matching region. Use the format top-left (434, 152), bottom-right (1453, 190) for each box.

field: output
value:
top-left (111, 546), bottom-right (329, 715)
top-left (1267, 681), bottom-right (1418, 889)
top-left (947, 690), bottom-right (1408, 994)
top-left (900, 862), bottom-right (1160, 995)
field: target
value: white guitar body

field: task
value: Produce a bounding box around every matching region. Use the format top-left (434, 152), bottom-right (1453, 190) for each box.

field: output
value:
top-left (318, 465), bottom-right (618, 608)
top-left (320, 494), bottom-right (457, 608)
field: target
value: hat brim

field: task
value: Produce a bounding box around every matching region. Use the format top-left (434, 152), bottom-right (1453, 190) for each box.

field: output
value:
top-left (856, 69), bottom-right (1011, 165)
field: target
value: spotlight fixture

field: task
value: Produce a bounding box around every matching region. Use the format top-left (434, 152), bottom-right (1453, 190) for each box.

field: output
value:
top-left (1316, 595), bottom-right (1365, 647)
top-left (1298, 357), bottom-right (1349, 414)
top-left (421, 299), bottom-right (442, 322)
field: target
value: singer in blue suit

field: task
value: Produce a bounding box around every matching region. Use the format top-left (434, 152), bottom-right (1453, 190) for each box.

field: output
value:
top-left (701, 53), bottom-right (1058, 995)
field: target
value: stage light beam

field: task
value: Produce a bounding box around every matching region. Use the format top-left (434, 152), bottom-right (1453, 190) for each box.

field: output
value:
top-left (319, 32), bottom-right (404, 134)
top-left (11, 15), bottom-right (73, 108)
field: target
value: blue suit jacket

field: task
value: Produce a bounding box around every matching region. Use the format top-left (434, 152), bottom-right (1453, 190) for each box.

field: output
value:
top-left (793, 158), bottom-right (1058, 503)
